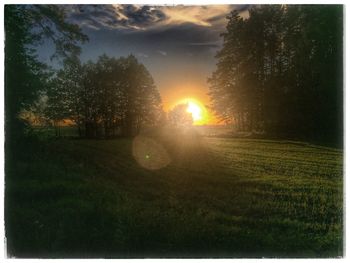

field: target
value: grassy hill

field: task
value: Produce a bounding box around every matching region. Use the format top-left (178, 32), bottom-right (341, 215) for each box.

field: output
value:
top-left (5, 130), bottom-right (343, 258)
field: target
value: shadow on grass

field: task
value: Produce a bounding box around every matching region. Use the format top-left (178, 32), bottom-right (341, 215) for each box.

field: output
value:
top-left (5, 131), bottom-right (343, 258)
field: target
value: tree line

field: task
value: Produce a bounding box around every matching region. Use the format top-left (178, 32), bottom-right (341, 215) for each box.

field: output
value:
top-left (209, 5), bottom-right (343, 143)
top-left (43, 54), bottom-right (163, 138)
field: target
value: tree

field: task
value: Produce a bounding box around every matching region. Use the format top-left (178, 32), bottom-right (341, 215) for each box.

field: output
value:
top-left (5, 5), bottom-right (88, 142)
top-left (45, 56), bottom-right (85, 136)
top-left (117, 55), bottom-right (163, 136)
top-left (45, 54), bottom-right (163, 138)
top-left (168, 104), bottom-right (193, 127)
top-left (209, 5), bottom-right (343, 144)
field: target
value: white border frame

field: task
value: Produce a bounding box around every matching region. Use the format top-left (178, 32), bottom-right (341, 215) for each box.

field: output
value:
top-left (0, 1), bottom-right (348, 262)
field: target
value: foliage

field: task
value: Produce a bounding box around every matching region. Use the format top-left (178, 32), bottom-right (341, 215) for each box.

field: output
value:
top-left (4, 5), bottom-right (88, 142)
top-left (208, 5), bottom-right (343, 143)
top-left (168, 103), bottom-right (193, 127)
top-left (45, 54), bottom-right (163, 138)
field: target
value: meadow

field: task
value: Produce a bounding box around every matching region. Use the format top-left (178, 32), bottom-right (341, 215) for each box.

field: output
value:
top-left (5, 128), bottom-right (343, 258)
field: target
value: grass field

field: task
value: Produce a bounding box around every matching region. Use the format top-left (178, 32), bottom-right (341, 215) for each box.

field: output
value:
top-left (5, 130), bottom-right (343, 258)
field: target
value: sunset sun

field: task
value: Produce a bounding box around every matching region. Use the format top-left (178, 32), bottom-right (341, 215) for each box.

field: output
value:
top-left (186, 101), bottom-right (202, 121)
top-left (175, 98), bottom-right (208, 125)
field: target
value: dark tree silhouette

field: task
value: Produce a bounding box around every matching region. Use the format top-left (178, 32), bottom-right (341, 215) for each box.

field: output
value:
top-left (209, 5), bottom-right (343, 144)
top-left (5, 5), bottom-right (88, 143)
top-left (45, 54), bottom-right (163, 138)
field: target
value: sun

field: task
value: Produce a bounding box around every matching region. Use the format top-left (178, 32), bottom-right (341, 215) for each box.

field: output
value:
top-left (186, 101), bottom-right (202, 121)
top-left (175, 98), bottom-right (208, 125)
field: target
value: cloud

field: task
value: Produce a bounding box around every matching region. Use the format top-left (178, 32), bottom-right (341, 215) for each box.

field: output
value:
top-left (65, 5), bottom-right (167, 31)
top-left (112, 5), bottom-right (166, 29)
top-left (62, 4), bottom-right (251, 67)
top-left (187, 42), bottom-right (220, 47)
top-left (79, 21), bottom-right (225, 62)
top-left (66, 5), bottom-right (122, 30)
top-left (64, 5), bottom-right (250, 31)
top-left (160, 5), bottom-right (233, 27)
top-left (137, 52), bottom-right (149, 58)
top-left (157, 50), bottom-right (167, 56)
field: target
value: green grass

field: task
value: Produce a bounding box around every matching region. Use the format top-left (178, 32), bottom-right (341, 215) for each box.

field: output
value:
top-left (5, 131), bottom-right (343, 258)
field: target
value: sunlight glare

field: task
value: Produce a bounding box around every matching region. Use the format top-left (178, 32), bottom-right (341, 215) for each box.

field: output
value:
top-left (186, 101), bottom-right (202, 121)
top-left (175, 98), bottom-right (208, 125)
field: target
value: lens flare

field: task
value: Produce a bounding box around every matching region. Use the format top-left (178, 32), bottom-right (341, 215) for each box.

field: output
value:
top-left (132, 135), bottom-right (171, 170)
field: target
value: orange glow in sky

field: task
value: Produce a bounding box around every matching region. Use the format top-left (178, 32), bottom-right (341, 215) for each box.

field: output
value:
top-left (157, 77), bottom-right (219, 125)
top-left (168, 97), bottom-right (217, 125)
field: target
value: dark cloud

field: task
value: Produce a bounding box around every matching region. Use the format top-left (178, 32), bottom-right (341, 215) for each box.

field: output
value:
top-left (126, 23), bottom-right (219, 44)
top-left (187, 42), bottom-right (220, 47)
top-left (64, 4), bottom-right (250, 31)
top-left (235, 4), bottom-right (250, 11)
top-left (64, 4), bottom-right (167, 30)
top-left (206, 14), bottom-right (228, 24)
top-left (66, 5), bottom-right (120, 29)
top-left (58, 5), bottom-right (253, 64)
top-left (119, 5), bottom-right (166, 27)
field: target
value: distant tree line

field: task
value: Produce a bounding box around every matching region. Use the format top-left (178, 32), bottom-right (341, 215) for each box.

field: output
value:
top-left (209, 5), bottom-right (343, 143)
top-left (44, 55), bottom-right (163, 138)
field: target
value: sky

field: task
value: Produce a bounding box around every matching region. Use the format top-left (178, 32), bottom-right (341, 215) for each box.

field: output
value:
top-left (39, 4), bottom-right (250, 124)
